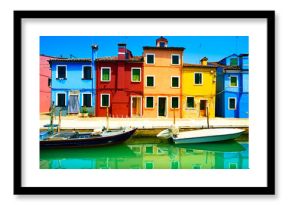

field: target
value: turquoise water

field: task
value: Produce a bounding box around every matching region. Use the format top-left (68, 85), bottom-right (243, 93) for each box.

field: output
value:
top-left (40, 134), bottom-right (248, 169)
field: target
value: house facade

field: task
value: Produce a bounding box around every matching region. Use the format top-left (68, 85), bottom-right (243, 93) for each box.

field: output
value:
top-left (95, 44), bottom-right (144, 118)
top-left (142, 37), bottom-right (185, 118)
top-left (182, 57), bottom-right (217, 118)
top-left (49, 59), bottom-right (96, 115)
top-left (214, 54), bottom-right (249, 118)
top-left (40, 55), bottom-right (52, 113)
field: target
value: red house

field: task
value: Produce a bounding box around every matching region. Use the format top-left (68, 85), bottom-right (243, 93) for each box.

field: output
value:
top-left (96, 44), bottom-right (144, 118)
top-left (40, 55), bottom-right (52, 113)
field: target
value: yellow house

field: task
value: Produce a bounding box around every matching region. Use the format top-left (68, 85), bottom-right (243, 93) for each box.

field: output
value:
top-left (182, 57), bottom-right (217, 118)
top-left (143, 36), bottom-right (185, 118)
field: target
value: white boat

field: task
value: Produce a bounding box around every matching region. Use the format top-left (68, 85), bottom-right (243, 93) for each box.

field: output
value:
top-left (157, 127), bottom-right (245, 144)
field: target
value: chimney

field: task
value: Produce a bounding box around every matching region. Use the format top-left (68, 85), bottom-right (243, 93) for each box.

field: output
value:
top-left (118, 43), bottom-right (127, 60)
top-left (200, 57), bottom-right (208, 66)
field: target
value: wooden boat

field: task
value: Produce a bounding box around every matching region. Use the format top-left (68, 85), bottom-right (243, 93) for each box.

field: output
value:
top-left (40, 127), bottom-right (137, 149)
top-left (157, 128), bottom-right (245, 144)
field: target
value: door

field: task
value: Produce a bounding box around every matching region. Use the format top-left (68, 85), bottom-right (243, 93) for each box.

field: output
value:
top-left (131, 97), bottom-right (142, 117)
top-left (68, 95), bottom-right (80, 114)
top-left (158, 97), bottom-right (166, 117)
top-left (200, 100), bottom-right (207, 117)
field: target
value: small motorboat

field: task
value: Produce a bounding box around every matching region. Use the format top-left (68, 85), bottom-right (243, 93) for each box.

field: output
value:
top-left (40, 127), bottom-right (137, 149)
top-left (157, 127), bottom-right (245, 144)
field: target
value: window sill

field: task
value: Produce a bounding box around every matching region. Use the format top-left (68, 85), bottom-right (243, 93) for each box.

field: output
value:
top-left (56, 78), bottom-right (67, 80)
top-left (82, 78), bottom-right (92, 80)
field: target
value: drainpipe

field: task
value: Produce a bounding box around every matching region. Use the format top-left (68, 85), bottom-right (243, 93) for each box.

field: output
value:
top-left (92, 44), bottom-right (98, 116)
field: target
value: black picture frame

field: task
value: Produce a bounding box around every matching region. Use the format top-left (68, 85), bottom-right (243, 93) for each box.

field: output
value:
top-left (14, 10), bottom-right (275, 195)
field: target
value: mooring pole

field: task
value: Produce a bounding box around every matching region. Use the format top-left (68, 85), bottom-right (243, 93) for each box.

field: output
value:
top-left (58, 110), bottom-right (61, 133)
top-left (106, 106), bottom-right (109, 131)
top-left (173, 108), bottom-right (176, 125)
top-left (206, 106), bottom-right (210, 129)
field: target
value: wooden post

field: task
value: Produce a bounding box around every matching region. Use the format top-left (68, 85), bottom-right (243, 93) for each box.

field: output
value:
top-left (173, 108), bottom-right (176, 125)
top-left (58, 110), bottom-right (61, 133)
top-left (106, 106), bottom-right (109, 131)
top-left (206, 106), bottom-right (209, 129)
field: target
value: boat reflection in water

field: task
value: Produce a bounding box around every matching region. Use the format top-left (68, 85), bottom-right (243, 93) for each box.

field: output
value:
top-left (40, 140), bottom-right (248, 169)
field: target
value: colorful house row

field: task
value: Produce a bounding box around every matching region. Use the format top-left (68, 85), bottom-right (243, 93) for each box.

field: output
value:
top-left (45, 37), bottom-right (248, 118)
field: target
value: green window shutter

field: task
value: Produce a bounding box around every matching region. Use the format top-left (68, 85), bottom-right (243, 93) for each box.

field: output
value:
top-left (230, 58), bottom-right (238, 66)
top-left (147, 76), bottom-right (154, 86)
top-left (187, 97), bottom-right (194, 108)
top-left (172, 97), bottom-right (179, 108)
top-left (83, 66), bottom-right (92, 79)
top-left (146, 97), bottom-right (153, 108)
top-left (147, 55), bottom-right (154, 64)
top-left (230, 76), bottom-right (237, 87)
top-left (83, 94), bottom-right (91, 107)
top-left (102, 95), bottom-right (109, 107)
top-left (102, 69), bottom-right (110, 81)
top-left (195, 73), bottom-right (202, 84)
top-left (229, 98), bottom-right (236, 109)
top-left (172, 55), bottom-right (179, 64)
top-left (132, 69), bottom-right (140, 82)
top-left (57, 93), bottom-right (65, 107)
top-left (172, 77), bottom-right (179, 87)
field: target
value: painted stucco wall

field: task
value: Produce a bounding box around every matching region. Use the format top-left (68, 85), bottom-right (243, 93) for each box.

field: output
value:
top-left (143, 49), bottom-right (183, 118)
top-left (50, 60), bottom-right (96, 115)
top-left (40, 55), bottom-right (51, 113)
top-left (96, 61), bottom-right (144, 117)
top-left (182, 67), bottom-right (216, 118)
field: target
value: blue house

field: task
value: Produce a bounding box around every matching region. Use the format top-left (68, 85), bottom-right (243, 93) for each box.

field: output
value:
top-left (214, 54), bottom-right (249, 118)
top-left (49, 58), bottom-right (96, 115)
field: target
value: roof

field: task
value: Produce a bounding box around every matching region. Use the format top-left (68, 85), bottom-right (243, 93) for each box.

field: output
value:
top-left (183, 63), bottom-right (216, 68)
top-left (156, 36), bottom-right (168, 43)
top-left (143, 46), bottom-right (185, 51)
top-left (239, 54), bottom-right (249, 57)
top-left (49, 56), bottom-right (144, 63)
top-left (208, 62), bottom-right (240, 70)
top-left (97, 56), bottom-right (143, 62)
top-left (49, 58), bottom-right (91, 63)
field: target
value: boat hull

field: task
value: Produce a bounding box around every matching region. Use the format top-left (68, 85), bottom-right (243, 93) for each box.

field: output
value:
top-left (40, 128), bottom-right (136, 149)
top-left (172, 129), bottom-right (244, 144)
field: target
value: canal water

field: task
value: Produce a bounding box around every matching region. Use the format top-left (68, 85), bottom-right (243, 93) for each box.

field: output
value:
top-left (40, 131), bottom-right (249, 169)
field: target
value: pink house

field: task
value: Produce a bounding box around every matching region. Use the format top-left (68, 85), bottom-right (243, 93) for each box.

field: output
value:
top-left (40, 55), bottom-right (53, 113)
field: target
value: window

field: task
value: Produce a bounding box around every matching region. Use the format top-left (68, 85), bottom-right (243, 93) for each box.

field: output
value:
top-left (171, 76), bottom-right (179, 88)
top-left (101, 94), bottom-right (110, 107)
top-left (171, 97), bottom-right (179, 109)
top-left (194, 73), bottom-right (202, 85)
top-left (171, 161), bottom-right (179, 169)
top-left (230, 58), bottom-right (238, 66)
top-left (230, 76), bottom-right (238, 87)
top-left (146, 54), bottom-right (155, 64)
top-left (56, 93), bottom-right (66, 107)
top-left (56, 65), bottom-right (66, 79)
top-left (146, 76), bottom-right (155, 87)
top-left (228, 98), bottom-right (236, 110)
top-left (159, 42), bottom-right (165, 47)
top-left (48, 78), bottom-right (51, 87)
top-left (101, 67), bottom-right (110, 81)
top-left (186, 97), bottom-right (194, 108)
top-left (171, 54), bottom-right (180, 65)
top-left (145, 146), bottom-right (153, 154)
top-left (82, 93), bottom-right (92, 107)
top-left (229, 163), bottom-right (238, 169)
top-left (82, 66), bottom-right (92, 80)
top-left (145, 97), bottom-right (154, 108)
top-left (131, 68), bottom-right (141, 82)
top-left (145, 162), bottom-right (154, 169)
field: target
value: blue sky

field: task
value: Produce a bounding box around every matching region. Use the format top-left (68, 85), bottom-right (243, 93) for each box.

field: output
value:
top-left (40, 36), bottom-right (248, 63)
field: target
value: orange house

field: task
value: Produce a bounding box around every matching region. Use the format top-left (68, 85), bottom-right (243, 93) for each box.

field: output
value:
top-left (143, 37), bottom-right (185, 118)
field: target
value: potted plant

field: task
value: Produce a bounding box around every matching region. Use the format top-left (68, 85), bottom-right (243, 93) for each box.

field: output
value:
top-left (80, 106), bottom-right (89, 117)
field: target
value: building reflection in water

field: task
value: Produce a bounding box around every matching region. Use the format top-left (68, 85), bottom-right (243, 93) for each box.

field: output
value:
top-left (40, 141), bottom-right (249, 169)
